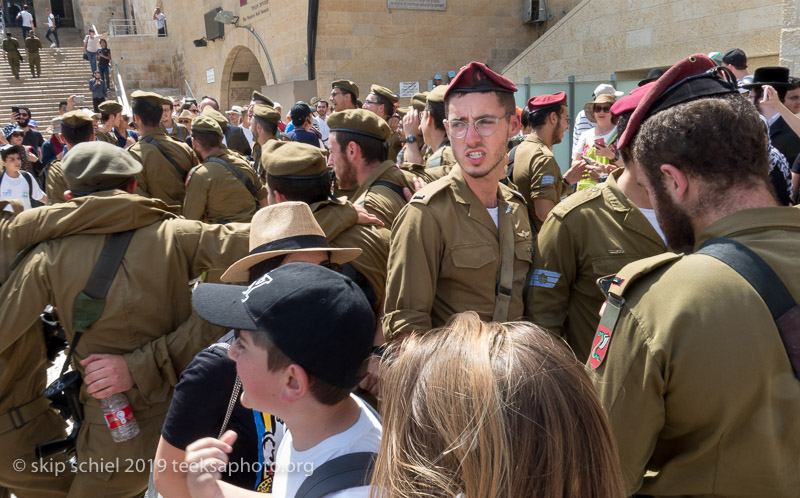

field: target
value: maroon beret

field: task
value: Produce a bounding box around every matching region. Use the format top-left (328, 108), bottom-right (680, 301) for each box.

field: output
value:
top-left (610, 82), bottom-right (655, 117)
top-left (443, 61), bottom-right (517, 100)
top-left (618, 53), bottom-right (738, 150)
top-left (527, 91), bottom-right (567, 112)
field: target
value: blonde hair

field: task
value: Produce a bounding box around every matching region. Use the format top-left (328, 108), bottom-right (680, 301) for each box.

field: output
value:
top-left (371, 312), bottom-right (625, 498)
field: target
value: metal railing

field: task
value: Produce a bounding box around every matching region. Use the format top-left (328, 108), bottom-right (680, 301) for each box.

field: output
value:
top-left (115, 63), bottom-right (130, 116)
top-left (108, 18), bottom-right (159, 37)
top-left (184, 80), bottom-right (197, 102)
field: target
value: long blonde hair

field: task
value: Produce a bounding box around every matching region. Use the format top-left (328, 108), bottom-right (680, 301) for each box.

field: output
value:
top-left (371, 312), bottom-right (625, 498)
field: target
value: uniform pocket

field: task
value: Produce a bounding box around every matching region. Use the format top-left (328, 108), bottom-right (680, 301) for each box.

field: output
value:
top-left (514, 240), bottom-right (533, 262)
top-left (591, 255), bottom-right (641, 277)
top-left (450, 243), bottom-right (495, 269)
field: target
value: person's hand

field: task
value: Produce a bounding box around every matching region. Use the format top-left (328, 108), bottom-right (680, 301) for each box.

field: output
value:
top-left (593, 144), bottom-right (615, 160)
top-left (25, 150), bottom-right (38, 163)
top-left (402, 109), bottom-right (421, 139)
top-left (354, 204), bottom-right (384, 226)
top-left (185, 430), bottom-right (236, 498)
top-left (760, 85), bottom-right (782, 112)
top-left (564, 158), bottom-right (586, 184)
top-left (358, 355), bottom-right (381, 397)
top-left (10, 111), bottom-right (19, 123)
top-left (125, 135), bottom-right (136, 147)
top-left (80, 353), bottom-right (135, 398)
top-left (388, 115), bottom-right (401, 134)
top-left (586, 161), bottom-right (608, 183)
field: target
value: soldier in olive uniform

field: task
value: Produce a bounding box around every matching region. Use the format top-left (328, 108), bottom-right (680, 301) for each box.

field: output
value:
top-left (2, 32), bottom-right (21, 80)
top-left (0, 141), bottom-right (250, 497)
top-left (383, 62), bottom-right (533, 342)
top-left (362, 84), bottom-right (403, 162)
top-left (183, 115), bottom-right (268, 224)
top-left (24, 30), bottom-right (41, 78)
top-left (249, 104), bottom-right (281, 183)
top-left (128, 91), bottom-right (198, 214)
top-left (329, 79), bottom-right (359, 112)
top-left (397, 91), bottom-right (427, 165)
top-left (96, 100), bottom-right (128, 146)
top-left (201, 106), bottom-right (252, 164)
top-left (512, 92), bottom-right (584, 231)
top-left (161, 100), bottom-right (188, 141)
top-left (588, 54), bottom-right (800, 497)
top-left (46, 110), bottom-right (97, 205)
top-left (327, 109), bottom-right (414, 227)
top-left (401, 85), bottom-right (456, 183)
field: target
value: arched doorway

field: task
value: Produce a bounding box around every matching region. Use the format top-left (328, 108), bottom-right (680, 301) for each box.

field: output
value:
top-left (220, 46), bottom-right (268, 111)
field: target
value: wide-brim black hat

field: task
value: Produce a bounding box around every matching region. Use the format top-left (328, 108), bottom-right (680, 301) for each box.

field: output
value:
top-left (740, 66), bottom-right (792, 89)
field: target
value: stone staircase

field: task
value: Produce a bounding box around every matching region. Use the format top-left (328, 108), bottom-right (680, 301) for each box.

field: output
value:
top-left (0, 28), bottom-right (116, 137)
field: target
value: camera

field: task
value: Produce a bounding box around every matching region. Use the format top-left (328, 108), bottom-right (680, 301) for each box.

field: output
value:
top-left (35, 370), bottom-right (83, 460)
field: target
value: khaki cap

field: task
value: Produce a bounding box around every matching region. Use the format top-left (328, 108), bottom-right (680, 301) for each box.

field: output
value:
top-left (63, 141), bottom-right (142, 194)
top-left (410, 92), bottom-right (428, 112)
top-left (309, 97), bottom-right (321, 106)
top-left (191, 115), bottom-right (223, 136)
top-left (263, 141), bottom-right (328, 177)
top-left (201, 106), bottom-right (229, 128)
top-left (370, 84), bottom-right (399, 104)
top-left (426, 85), bottom-right (448, 104)
top-left (331, 79), bottom-right (359, 98)
top-left (253, 104), bottom-right (281, 125)
top-left (397, 107), bottom-right (409, 118)
top-left (130, 90), bottom-right (169, 108)
top-left (252, 91), bottom-right (274, 107)
top-left (98, 100), bottom-right (123, 115)
top-left (327, 109), bottom-right (390, 142)
top-left (177, 110), bottom-right (195, 120)
top-left (220, 202), bottom-right (362, 283)
top-left (60, 110), bottom-right (93, 129)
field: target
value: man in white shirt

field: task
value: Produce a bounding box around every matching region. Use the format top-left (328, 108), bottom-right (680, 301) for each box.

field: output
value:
top-left (154, 7), bottom-right (167, 37)
top-left (186, 263), bottom-right (380, 498)
top-left (45, 8), bottom-right (59, 48)
top-left (16, 5), bottom-right (34, 40)
top-left (1, 144), bottom-right (46, 211)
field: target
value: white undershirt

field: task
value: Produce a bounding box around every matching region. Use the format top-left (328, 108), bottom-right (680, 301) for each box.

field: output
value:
top-left (487, 206), bottom-right (499, 227)
top-left (639, 207), bottom-right (667, 244)
top-left (1, 172), bottom-right (45, 211)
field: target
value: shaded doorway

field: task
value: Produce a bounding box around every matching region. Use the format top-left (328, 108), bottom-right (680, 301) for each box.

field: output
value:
top-left (220, 46), bottom-right (268, 111)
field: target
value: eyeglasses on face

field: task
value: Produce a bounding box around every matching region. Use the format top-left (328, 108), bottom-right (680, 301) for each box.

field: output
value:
top-left (11, 132), bottom-right (24, 137)
top-left (362, 99), bottom-right (379, 107)
top-left (593, 105), bottom-right (612, 113)
top-left (447, 113), bottom-right (513, 139)
top-left (178, 120), bottom-right (191, 125)
top-left (330, 91), bottom-right (343, 98)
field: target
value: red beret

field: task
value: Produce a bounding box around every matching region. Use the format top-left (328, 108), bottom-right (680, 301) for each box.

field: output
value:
top-left (609, 82), bottom-right (654, 117)
top-left (618, 53), bottom-right (738, 150)
top-left (527, 91), bottom-right (567, 112)
top-left (443, 61), bottom-right (517, 100)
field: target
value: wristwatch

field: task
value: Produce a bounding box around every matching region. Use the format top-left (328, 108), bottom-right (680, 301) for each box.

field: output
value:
top-left (405, 135), bottom-right (417, 144)
top-left (599, 174), bottom-right (609, 183)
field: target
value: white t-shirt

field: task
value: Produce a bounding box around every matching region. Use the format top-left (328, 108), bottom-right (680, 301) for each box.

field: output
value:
top-left (155, 13), bottom-right (166, 29)
top-left (639, 207), bottom-right (667, 244)
top-left (18, 11), bottom-right (33, 27)
top-left (487, 206), bottom-right (499, 227)
top-left (1, 172), bottom-right (45, 211)
top-left (576, 126), bottom-right (618, 158)
top-left (313, 115), bottom-right (330, 142)
top-left (48, 13), bottom-right (56, 29)
top-left (241, 126), bottom-right (254, 147)
top-left (84, 34), bottom-right (101, 52)
top-left (271, 395), bottom-right (382, 498)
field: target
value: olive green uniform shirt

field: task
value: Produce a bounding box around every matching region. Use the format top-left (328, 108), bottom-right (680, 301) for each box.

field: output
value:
top-left (383, 165), bottom-right (533, 340)
top-left (95, 129), bottom-right (116, 145)
top-left (165, 120), bottom-right (189, 142)
top-left (348, 160), bottom-right (414, 228)
top-left (589, 206), bottom-right (800, 497)
top-left (44, 159), bottom-right (67, 205)
top-left (512, 135), bottom-right (571, 231)
top-left (183, 148), bottom-right (267, 224)
top-left (24, 36), bottom-right (40, 75)
top-left (2, 37), bottom-right (21, 75)
top-left (400, 143), bottom-right (455, 184)
top-left (528, 170), bottom-right (665, 361)
top-left (128, 129), bottom-right (198, 213)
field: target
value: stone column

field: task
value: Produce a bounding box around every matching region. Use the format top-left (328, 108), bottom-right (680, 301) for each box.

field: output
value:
top-left (780, 0), bottom-right (800, 73)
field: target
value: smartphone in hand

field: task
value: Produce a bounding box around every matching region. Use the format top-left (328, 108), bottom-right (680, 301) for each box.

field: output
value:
top-left (581, 155), bottom-right (596, 166)
top-left (594, 137), bottom-right (606, 148)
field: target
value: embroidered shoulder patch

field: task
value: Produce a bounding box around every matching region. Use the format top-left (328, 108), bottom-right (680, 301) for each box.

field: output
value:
top-left (541, 175), bottom-right (555, 185)
top-left (530, 269), bottom-right (560, 288)
top-left (589, 324), bottom-right (613, 369)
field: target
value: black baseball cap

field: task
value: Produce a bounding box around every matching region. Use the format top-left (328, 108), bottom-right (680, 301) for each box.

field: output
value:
top-left (722, 48), bottom-right (747, 69)
top-left (192, 262), bottom-right (374, 388)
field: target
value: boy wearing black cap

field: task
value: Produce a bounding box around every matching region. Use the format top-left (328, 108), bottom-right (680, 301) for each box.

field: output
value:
top-left (186, 263), bottom-right (381, 498)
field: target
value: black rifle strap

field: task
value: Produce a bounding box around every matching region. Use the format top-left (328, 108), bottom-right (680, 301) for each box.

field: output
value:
top-left (140, 136), bottom-right (187, 182)
top-left (294, 452), bottom-right (377, 498)
top-left (204, 156), bottom-right (260, 199)
top-left (371, 180), bottom-right (405, 202)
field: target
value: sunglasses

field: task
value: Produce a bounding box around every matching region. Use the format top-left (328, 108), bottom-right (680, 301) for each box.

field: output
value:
top-left (178, 119), bottom-right (191, 125)
top-left (593, 105), bottom-right (612, 113)
top-left (10, 132), bottom-right (24, 137)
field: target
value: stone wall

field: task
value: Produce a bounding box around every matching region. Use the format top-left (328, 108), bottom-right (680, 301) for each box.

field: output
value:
top-left (779, 0), bottom-right (800, 74)
top-left (112, 35), bottom-right (179, 92)
top-left (503, 0), bottom-right (783, 84)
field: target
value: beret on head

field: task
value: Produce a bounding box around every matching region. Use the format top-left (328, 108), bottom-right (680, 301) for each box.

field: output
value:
top-left (60, 110), bottom-right (94, 129)
top-left (263, 140), bottom-right (328, 177)
top-left (370, 84), bottom-right (399, 104)
top-left (328, 109), bottom-right (390, 142)
top-left (527, 91), bottom-right (567, 112)
top-left (618, 53), bottom-right (738, 150)
top-left (98, 100), bottom-right (123, 115)
top-left (253, 104), bottom-right (282, 125)
top-left (426, 85), bottom-right (448, 104)
top-left (332, 79), bottom-right (359, 98)
top-left (610, 82), bottom-right (654, 117)
top-left (410, 92), bottom-right (428, 112)
top-left (131, 90), bottom-right (169, 108)
top-left (201, 106), bottom-right (229, 128)
top-left (63, 141), bottom-right (142, 194)
top-left (252, 91), bottom-right (274, 107)
top-left (443, 61), bottom-right (517, 100)
top-left (191, 115), bottom-right (223, 136)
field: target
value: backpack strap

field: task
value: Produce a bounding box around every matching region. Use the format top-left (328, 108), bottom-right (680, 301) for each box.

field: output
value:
top-left (204, 156), bottom-right (260, 199)
top-left (697, 237), bottom-right (800, 380)
top-left (506, 144), bottom-right (519, 178)
top-left (140, 136), bottom-right (187, 182)
top-left (294, 452), bottom-right (377, 498)
top-left (371, 180), bottom-right (405, 202)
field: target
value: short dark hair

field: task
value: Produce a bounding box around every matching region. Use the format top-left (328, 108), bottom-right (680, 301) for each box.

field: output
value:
top-left (61, 122), bottom-right (93, 145)
top-left (247, 256), bottom-right (286, 285)
top-left (528, 104), bottom-right (564, 129)
top-left (631, 94), bottom-right (769, 200)
top-left (192, 130), bottom-right (223, 149)
top-left (132, 98), bottom-right (163, 127)
top-left (266, 172), bottom-right (331, 205)
top-left (100, 112), bottom-right (115, 123)
top-left (253, 116), bottom-right (278, 137)
top-left (335, 131), bottom-right (387, 163)
top-left (425, 100), bottom-right (446, 131)
top-left (291, 103), bottom-right (313, 127)
top-left (59, 101), bottom-right (68, 109)
top-left (370, 92), bottom-right (393, 119)
top-left (201, 96), bottom-right (220, 110)
top-left (0, 144), bottom-right (24, 161)
top-left (749, 84), bottom-right (788, 104)
top-left (18, 106), bottom-right (31, 119)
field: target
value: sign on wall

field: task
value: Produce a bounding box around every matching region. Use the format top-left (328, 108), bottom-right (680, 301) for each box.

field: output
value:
top-left (398, 81), bottom-right (420, 97)
top-left (206, 68), bottom-right (215, 84)
top-left (239, 0), bottom-right (271, 25)
top-left (388, 0), bottom-right (446, 11)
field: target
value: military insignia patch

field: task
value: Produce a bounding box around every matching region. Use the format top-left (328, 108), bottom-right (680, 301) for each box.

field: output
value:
top-left (541, 175), bottom-right (555, 185)
top-left (530, 269), bottom-right (560, 288)
top-left (185, 171), bottom-right (193, 186)
top-left (589, 324), bottom-right (613, 369)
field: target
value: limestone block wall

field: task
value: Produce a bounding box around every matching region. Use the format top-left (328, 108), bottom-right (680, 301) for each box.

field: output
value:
top-left (112, 35), bottom-right (179, 91)
top-left (780, 0), bottom-right (800, 74)
top-left (503, 0), bottom-right (783, 84)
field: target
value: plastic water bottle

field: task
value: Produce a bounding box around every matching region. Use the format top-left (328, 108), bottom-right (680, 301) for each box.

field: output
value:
top-left (100, 393), bottom-right (140, 442)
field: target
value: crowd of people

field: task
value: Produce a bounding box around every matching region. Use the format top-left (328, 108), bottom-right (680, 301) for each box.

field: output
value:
top-left (0, 44), bottom-right (798, 498)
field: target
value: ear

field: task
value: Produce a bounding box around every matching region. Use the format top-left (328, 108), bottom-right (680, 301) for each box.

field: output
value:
top-left (346, 141), bottom-right (359, 160)
top-left (507, 113), bottom-right (521, 138)
top-left (63, 190), bottom-right (74, 201)
top-left (274, 190), bottom-right (287, 204)
top-left (280, 364), bottom-right (310, 403)
top-left (659, 164), bottom-right (690, 202)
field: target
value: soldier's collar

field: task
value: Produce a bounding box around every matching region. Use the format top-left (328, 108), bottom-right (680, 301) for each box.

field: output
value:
top-left (694, 206), bottom-right (800, 251)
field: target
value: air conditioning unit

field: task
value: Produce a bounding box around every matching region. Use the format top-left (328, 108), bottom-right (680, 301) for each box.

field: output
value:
top-left (523, 0), bottom-right (548, 24)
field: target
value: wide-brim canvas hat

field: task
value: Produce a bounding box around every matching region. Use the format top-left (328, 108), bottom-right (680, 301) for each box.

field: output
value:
top-left (584, 94), bottom-right (617, 123)
top-left (220, 202), bottom-right (362, 283)
top-left (740, 66), bottom-right (792, 89)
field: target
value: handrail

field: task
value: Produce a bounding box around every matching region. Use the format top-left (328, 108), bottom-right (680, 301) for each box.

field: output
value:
top-left (114, 63), bottom-right (130, 116)
top-left (108, 18), bottom-right (158, 37)
top-left (185, 80), bottom-right (197, 101)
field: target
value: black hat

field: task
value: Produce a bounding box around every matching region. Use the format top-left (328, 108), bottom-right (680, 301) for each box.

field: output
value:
top-left (740, 66), bottom-right (792, 89)
top-left (638, 67), bottom-right (666, 87)
top-left (722, 48), bottom-right (747, 69)
top-left (192, 262), bottom-right (374, 389)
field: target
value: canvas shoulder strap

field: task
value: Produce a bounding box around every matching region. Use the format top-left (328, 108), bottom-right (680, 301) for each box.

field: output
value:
top-left (204, 156), bottom-right (260, 198)
top-left (492, 200), bottom-right (516, 322)
top-left (140, 136), bottom-right (187, 181)
top-left (697, 237), bottom-right (800, 380)
top-left (371, 180), bottom-right (405, 202)
top-left (294, 452), bottom-right (377, 498)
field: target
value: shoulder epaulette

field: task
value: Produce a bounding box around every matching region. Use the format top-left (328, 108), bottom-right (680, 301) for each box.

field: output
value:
top-left (607, 252), bottom-right (683, 298)
top-left (551, 183), bottom-right (604, 217)
top-left (409, 177), bottom-right (450, 204)
top-left (499, 182), bottom-right (527, 204)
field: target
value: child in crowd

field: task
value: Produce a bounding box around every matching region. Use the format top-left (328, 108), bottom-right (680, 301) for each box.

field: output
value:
top-left (0, 144), bottom-right (46, 211)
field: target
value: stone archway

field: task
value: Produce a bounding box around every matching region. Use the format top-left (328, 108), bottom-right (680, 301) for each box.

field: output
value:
top-left (220, 46), bottom-right (268, 111)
